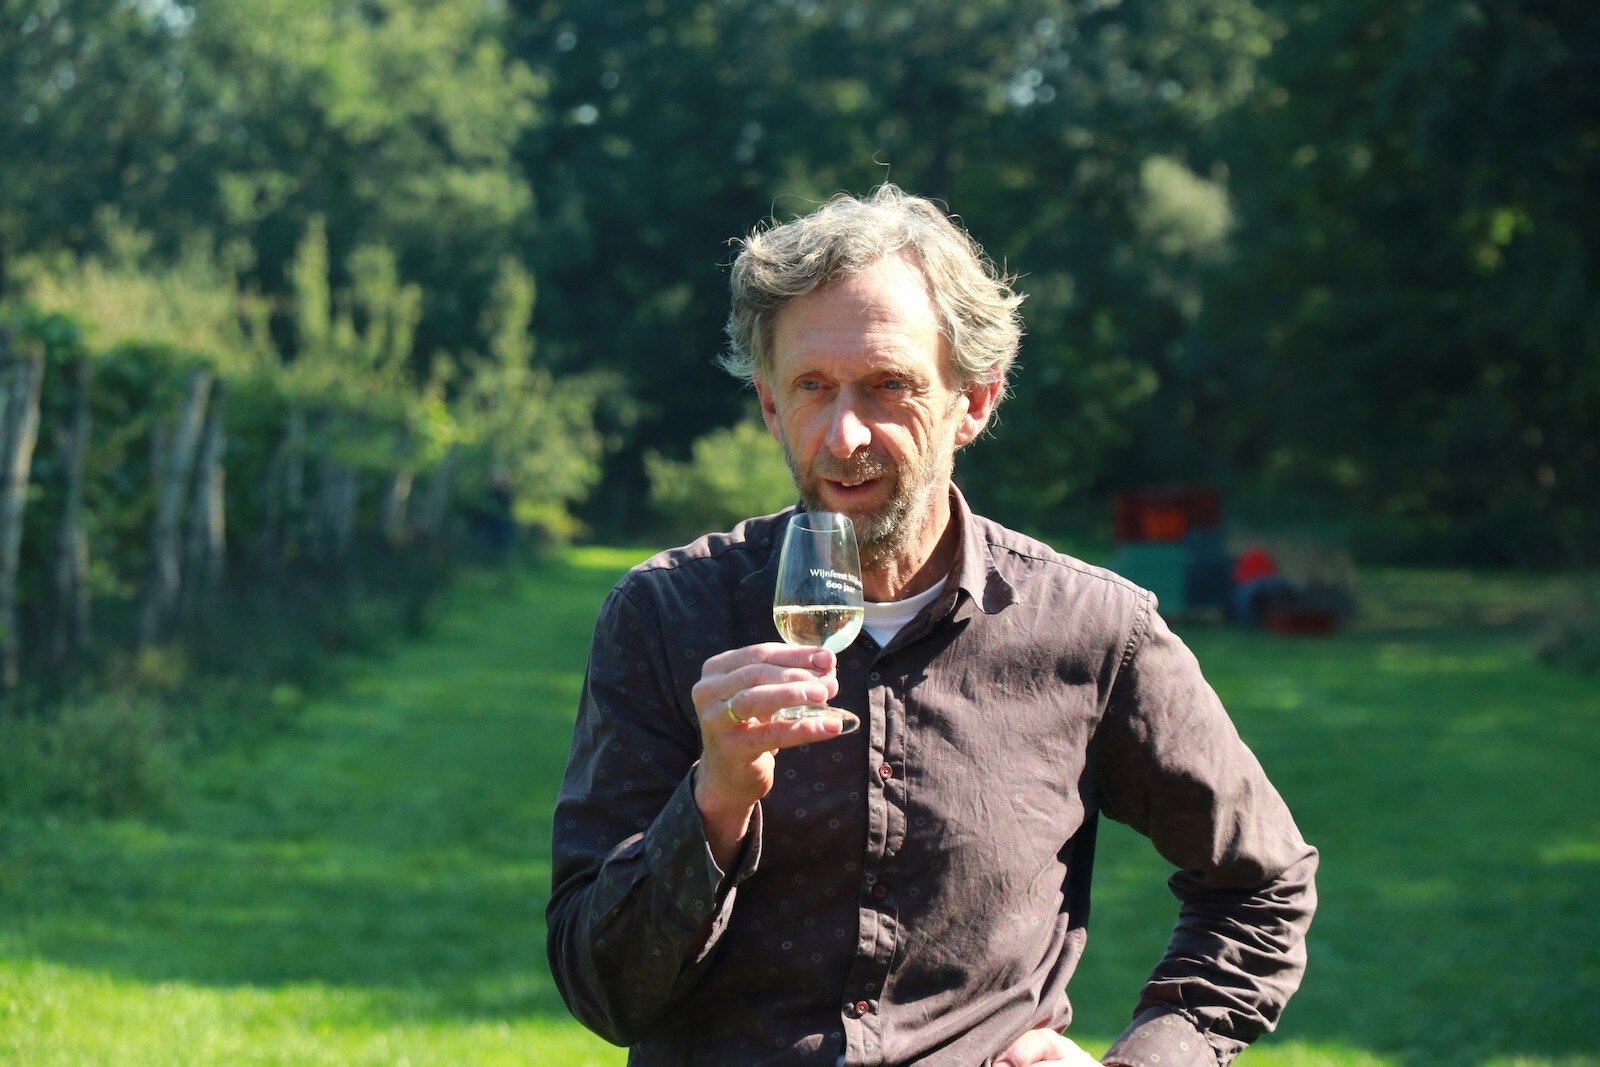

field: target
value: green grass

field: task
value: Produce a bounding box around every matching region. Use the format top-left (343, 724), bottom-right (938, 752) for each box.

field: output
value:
top-left (1, 557), bottom-right (1595, 1065)
top-left (0, 553), bottom-right (646, 1066)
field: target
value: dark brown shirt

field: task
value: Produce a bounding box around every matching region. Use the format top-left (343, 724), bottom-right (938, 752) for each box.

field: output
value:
top-left (548, 491), bottom-right (1317, 1066)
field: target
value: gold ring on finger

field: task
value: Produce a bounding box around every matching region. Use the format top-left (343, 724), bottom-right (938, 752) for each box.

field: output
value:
top-left (726, 700), bottom-right (742, 723)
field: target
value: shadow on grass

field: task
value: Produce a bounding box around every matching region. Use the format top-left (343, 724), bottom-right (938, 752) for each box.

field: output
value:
top-left (0, 557), bottom-right (640, 1030)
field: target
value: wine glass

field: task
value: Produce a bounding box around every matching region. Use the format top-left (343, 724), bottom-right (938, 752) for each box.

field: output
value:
top-left (772, 511), bottom-right (863, 735)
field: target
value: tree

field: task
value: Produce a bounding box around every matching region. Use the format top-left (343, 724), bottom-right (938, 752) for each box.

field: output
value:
top-left (0, 0), bottom-right (544, 374)
top-left (284, 216), bottom-right (423, 567)
top-left (0, 324), bottom-right (44, 688)
top-left (138, 361), bottom-right (212, 645)
top-left (184, 0), bottom-right (543, 359)
top-left (0, 0), bottom-right (193, 293)
top-left (1192, 0), bottom-right (1600, 564)
top-left (454, 257), bottom-right (605, 542)
top-left (646, 415), bottom-right (795, 543)
top-left (508, 0), bottom-right (1278, 537)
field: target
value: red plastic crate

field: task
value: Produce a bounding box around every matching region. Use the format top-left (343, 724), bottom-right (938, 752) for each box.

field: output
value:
top-left (1263, 606), bottom-right (1340, 636)
top-left (1113, 489), bottom-right (1221, 543)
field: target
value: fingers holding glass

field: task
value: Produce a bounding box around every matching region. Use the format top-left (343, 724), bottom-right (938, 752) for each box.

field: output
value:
top-left (695, 646), bottom-right (839, 735)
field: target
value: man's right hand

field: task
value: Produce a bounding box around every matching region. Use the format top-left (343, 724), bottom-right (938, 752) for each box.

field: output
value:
top-left (691, 642), bottom-right (845, 870)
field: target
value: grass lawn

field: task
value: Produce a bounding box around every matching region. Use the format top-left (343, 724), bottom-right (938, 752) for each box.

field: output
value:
top-left (1, 552), bottom-right (1596, 1065)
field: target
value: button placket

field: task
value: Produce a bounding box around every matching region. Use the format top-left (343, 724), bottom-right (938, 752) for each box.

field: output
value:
top-left (840, 664), bottom-right (894, 1061)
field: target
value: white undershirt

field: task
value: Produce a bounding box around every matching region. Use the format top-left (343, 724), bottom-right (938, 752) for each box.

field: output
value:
top-left (861, 578), bottom-right (947, 647)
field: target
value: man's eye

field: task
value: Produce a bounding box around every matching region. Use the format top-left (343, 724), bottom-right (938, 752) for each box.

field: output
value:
top-left (797, 379), bottom-right (821, 391)
top-left (882, 379), bottom-right (907, 391)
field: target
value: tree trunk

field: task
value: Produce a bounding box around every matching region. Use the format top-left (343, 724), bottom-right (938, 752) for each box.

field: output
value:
top-left (383, 467), bottom-right (413, 547)
top-left (314, 456), bottom-right (358, 567)
top-left (0, 327), bottom-right (45, 690)
top-left (282, 404), bottom-right (307, 559)
top-left (259, 438), bottom-right (283, 563)
top-left (138, 367), bottom-right (212, 647)
top-left (183, 377), bottom-right (227, 613)
top-left (51, 349), bottom-right (92, 664)
top-left (381, 427), bottom-right (413, 548)
top-left (413, 444), bottom-right (459, 544)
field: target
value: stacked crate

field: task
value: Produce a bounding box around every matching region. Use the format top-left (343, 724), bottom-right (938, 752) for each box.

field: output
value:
top-left (1107, 489), bottom-right (1231, 617)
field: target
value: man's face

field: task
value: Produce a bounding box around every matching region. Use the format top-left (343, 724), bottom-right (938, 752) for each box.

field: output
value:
top-left (754, 253), bottom-right (993, 573)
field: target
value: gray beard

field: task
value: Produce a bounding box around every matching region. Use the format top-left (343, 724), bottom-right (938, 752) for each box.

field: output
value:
top-left (783, 441), bottom-right (947, 570)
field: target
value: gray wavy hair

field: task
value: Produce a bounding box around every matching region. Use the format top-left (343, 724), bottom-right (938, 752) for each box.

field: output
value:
top-left (720, 185), bottom-right (1024, 395)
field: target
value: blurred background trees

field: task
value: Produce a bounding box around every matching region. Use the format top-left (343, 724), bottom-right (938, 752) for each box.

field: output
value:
top-left (1190, 0), bottom-right (1600, 568)
top-left (0, 0), bottom-right (1594, 702)
top-left (511, 0), bottom-right (1597, 567)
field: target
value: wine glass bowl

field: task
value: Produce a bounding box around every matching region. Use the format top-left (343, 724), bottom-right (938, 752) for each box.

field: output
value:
top-left (772, 511), bottom-right (863, 735)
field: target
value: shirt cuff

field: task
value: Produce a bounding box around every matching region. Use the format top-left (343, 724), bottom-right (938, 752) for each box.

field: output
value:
top-left (655, 765), bottom-right (765, 965)
top-left (709, 798), bottom-right (764, 890)
top-left (1101, 1008), bottom-right (1217, 1067)
top-left (641, 772), bottom-right (728, 923)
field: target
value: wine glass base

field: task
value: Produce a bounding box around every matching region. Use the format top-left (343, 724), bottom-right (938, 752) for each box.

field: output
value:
top-left (774, 706), bottom-right (860, 735)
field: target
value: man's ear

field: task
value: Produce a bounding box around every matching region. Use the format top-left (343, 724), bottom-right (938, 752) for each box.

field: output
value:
top-left (754, 378), bottom-right (782, 443)
top-left (953, 377), bottom-right (1003, 448)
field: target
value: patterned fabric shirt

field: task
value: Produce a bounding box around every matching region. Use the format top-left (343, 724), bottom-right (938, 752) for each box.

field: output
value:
top-left (547, 490), bottom-right (1317, 1066)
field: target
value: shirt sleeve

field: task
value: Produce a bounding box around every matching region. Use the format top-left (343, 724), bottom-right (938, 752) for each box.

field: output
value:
top-left (545, 581), bottom-right (763, 1046)
top-left (1090, 596), bottom-right (1319, 1067)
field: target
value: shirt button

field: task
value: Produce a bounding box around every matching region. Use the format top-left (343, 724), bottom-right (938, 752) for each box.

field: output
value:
top-left (871, 883), bottom-right (889, 899)
top-left (851, 1000), bottom-right (871, 1017)
top-left (869, 671), bottom-right (881, 682)
top-left (877, 763), bottom-right (893, 781)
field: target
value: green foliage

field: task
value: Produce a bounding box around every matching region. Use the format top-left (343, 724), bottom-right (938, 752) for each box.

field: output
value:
top-left (505, 0), bottom-right (1598, 563)
top-left (0, 0), bottom-right (542, 362)
top-left (511, 0), bottom-right (1288, 538)
top-left (1134, 156), bottom-right (1233, 266)
top-left (645, 416), bottom-right (796, 541)
top-left (72, 339), bottom-right (196, 594)
top-left (0, 3), bottom-right (610, 818)
top-left (20, 212), bottom-right (272, 372)
top-left (0, 693), bottom-right (177, 818)
top-left (0, 220), bottom-right (604, 718)
top-left (0, 0), bottom-right (194, 278)
top-left (286, 215), bottom-right (429, 470)
top-left (1184, 0), bottom-right (1600, 565)
top-left (455, 257), bottom-right (604, 521)
top-left (188, 0), bottom-right (542, 358)
top-left (5, 0), bottom-right (1595, 565)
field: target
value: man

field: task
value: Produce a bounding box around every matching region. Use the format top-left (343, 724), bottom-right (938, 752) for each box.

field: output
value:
top-left (548, 186), bottom-right (1317, 1066)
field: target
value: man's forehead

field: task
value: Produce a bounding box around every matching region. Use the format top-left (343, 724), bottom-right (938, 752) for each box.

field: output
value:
top-left (817, 251), bottom-right (936, 304)
top-left (780, 257), bottom-right (937, 326)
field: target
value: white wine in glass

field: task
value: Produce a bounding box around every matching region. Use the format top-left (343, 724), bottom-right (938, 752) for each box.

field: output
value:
top-left (772, 511), bottom-right (863, 735)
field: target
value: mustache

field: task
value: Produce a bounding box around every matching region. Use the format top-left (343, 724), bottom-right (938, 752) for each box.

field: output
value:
top-left (810, 451), bottom-right (894, 483)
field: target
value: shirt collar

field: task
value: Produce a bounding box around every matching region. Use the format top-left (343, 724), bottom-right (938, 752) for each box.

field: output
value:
top-left (945, 484), bottom-right (1018, 617)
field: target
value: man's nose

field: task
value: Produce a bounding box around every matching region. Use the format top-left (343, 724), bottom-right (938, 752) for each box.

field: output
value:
top-left (825, 398), bottom-right (871, 457)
